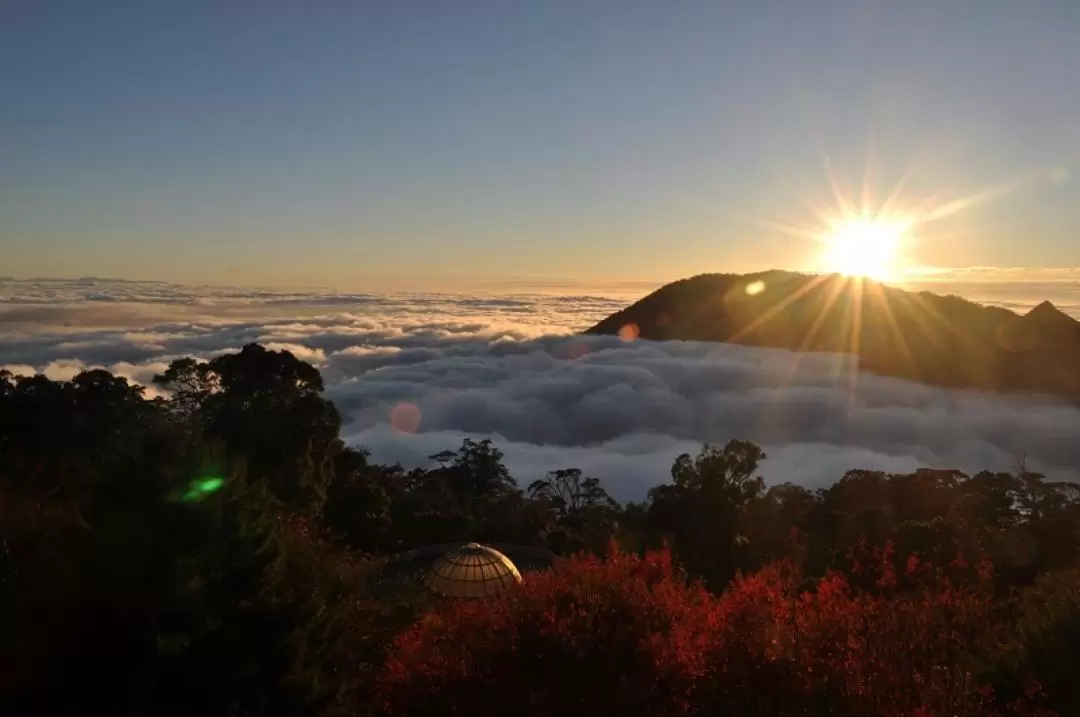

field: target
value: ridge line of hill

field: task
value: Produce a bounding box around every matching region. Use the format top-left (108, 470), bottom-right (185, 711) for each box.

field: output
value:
top-left (585, 270), bottom-right (1080, 398)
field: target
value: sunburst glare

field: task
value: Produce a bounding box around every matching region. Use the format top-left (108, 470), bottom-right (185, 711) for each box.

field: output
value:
top-left (728, 150), bottom-right (1067, 288)
top-left (818, 217), bottom-right (912, 281)
top-left (721, 156), bottom-right (1070, 404)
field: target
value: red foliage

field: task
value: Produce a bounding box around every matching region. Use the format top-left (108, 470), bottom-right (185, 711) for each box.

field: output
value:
top-left (379, 549), bottom-right (711, 717)
top-left (377, 546), bottom-right (1054, 717)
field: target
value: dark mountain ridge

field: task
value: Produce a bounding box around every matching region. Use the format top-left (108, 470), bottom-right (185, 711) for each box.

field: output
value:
top-left (586, 270), bottom-right (1080, 398)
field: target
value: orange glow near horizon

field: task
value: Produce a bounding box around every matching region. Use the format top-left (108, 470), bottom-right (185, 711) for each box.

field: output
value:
top-left (718, 157), bottom-right (1072, 408)
top-left (726, 147), bottom-right (1070, 287)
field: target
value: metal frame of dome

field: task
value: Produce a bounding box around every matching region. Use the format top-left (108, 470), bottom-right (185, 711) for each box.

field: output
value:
top-left (426, 542), bottom-right (523, 599)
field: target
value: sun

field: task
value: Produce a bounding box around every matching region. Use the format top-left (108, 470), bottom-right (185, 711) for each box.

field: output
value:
top-left (819, 218), bottom-right (910, 281)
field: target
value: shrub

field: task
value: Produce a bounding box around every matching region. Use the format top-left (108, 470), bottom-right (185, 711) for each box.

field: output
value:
top-left (378, 546), bottom-right (1054, 717)
top-left (994, 567), bottom-right (1080, 714)
top-left (378, 549), bottom-right (711, 717)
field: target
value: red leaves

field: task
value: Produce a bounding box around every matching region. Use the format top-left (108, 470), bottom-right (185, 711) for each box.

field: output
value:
top-left (378, 549), bottom-right (708, 717)
top-left (906, 554), bottom-right (921, 576)
top-left (377, 547), bottom-right (1053, 717)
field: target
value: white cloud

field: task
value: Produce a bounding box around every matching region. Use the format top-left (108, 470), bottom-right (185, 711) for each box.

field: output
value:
top-left (898, 272), bottom-right (1080, 316)
top-left (3, 277), bottom-right (1080, 501)
top-left (43, 359), bottom-right (90, 382)
top-left (330, 335), bottom-right (1080, 500)
top-left (110, 361), bottom-right (172, 392)
top-left (261, 342), bottom-right (328, 366)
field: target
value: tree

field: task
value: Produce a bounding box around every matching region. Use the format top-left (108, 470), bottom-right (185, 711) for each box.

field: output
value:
top-left (151, 357), bottom-right (219, 416)
top-left (155, 344), bottom-right (343, 512)
top-left (528, 468), bottom-right (620, 554)
top-left (527, 468), bottom-right (616, 521)
top-left (999, 567), bottom-right (1080, 714)
top-left (5, 346), bottom-right (1079, 714)
top-left (323, 448), bottom-right (393, 552)
top-left (740, 482), bottom-right (819, 570)
top-left (670, 439), bottom-right (766, 498)
top-left (0, 368), bottom-right (295, 714)
top-left (643, 441), bottom-right (767, 588)
top-left (435, 438), bottom-right (517, 502)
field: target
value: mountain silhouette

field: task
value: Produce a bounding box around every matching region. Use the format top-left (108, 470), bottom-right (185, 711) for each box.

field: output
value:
top-left (1025, 300), bottom-right (1078, 329)
top-left (586, 270), bottom-right (1080, 398)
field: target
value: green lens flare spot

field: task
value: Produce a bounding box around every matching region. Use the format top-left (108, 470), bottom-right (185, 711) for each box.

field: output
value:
top-left (179, 476), bottom-right (225, 503)
top-left (197, 477), bottom-right (224, 493)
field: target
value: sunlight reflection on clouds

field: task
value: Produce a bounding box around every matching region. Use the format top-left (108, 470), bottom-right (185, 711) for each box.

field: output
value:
top-left (2, 277), bottom-right (1080, 500)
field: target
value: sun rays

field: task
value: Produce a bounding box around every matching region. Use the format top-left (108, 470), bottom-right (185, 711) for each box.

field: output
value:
top-left (720, 154), bottom-right (1069, 401)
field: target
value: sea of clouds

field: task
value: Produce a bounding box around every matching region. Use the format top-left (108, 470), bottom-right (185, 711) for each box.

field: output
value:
top-left (3, 276), bottom-right (1080, 501)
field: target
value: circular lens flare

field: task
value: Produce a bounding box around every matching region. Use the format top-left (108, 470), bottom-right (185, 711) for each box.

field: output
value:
top-left (390, 402), bottom-right (422, 433)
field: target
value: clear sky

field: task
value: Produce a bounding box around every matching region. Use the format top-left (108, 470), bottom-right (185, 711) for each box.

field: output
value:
top-left (2, 1), bottom-right (1078, 288)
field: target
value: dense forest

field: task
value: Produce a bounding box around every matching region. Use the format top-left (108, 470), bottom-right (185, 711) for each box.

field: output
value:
top-left (3, 343), bottom-right (1080, 715)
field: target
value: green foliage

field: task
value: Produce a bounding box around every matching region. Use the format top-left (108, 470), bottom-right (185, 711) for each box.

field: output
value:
top-left (3, 344), bottom-right (1079, 715)
top-left (645, 440), bottom-right (767, 589)
top-left (154, 343), bottom-right (344, 512)
top-left (0, 368), bottom-right (291, 714)
top-left (994, 568), bottom-right (1080, 714)
top-left (323, 448), bottom-right (393, 552)
top-left (527, 468), bottom-right (621, 554)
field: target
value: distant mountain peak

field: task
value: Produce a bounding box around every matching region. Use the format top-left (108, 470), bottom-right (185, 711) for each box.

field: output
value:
top-left (1025, 300), bottom-right (1076, 325)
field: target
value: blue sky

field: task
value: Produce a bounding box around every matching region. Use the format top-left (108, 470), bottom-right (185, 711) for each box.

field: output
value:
top-left (2, 1), bottom-right (1078, 288)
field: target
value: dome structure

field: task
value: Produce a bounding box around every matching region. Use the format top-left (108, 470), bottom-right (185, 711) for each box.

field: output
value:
top-left (426, 542), bottom-right (523, 598)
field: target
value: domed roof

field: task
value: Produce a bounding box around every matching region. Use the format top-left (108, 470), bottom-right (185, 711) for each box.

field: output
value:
top-left (426, 542), bottom-right (523, 598)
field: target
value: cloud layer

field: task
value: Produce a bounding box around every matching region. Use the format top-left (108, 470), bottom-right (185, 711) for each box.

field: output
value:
top-left (4, 277), bottom-right (1080, 501)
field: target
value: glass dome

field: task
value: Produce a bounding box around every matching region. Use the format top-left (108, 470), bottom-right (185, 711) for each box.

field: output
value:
top-left (426, 542), bottom-right (523, 598)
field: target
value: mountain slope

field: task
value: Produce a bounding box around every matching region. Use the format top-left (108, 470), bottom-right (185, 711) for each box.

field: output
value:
top-left (585, 270), bottom-right (1080, 397)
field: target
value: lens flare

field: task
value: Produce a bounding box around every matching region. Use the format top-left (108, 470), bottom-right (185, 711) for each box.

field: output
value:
top-left (179, 476), bottom-right (225, 503)
top-left (390, 402), bottom-right (422, 433)
top-left (745, 281), bottom-right (766, 296)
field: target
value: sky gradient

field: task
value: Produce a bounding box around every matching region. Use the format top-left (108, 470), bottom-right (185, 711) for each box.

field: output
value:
top-left (3, 1), bottom-right (1078, 288)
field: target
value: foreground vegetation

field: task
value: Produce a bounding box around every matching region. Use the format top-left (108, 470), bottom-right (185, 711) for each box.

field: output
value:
top-left (3, 343), bottom-right (1080, 715)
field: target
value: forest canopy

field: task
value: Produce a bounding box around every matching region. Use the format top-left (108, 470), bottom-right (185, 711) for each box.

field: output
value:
top-left (2, 343), bottom-right (1080, 715)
